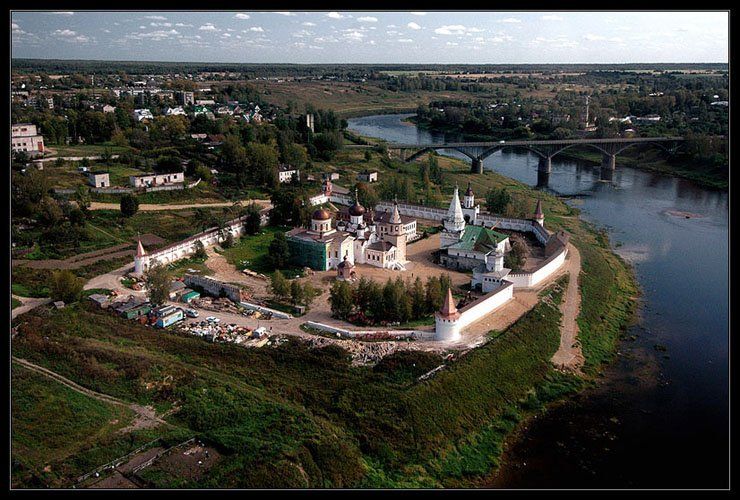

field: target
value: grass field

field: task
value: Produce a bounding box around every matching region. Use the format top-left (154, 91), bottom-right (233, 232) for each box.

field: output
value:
top-left (45, 143), bottom-right (132, 158)
top-left (11, 363), bottom-right (134, 487)
top-left (219, 226), bottom-right (300, 276)
top-left (12, 297), bottom-right (22, 309)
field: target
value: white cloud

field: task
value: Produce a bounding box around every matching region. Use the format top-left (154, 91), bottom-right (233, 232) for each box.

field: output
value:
top-left (175, 23), bottom-right (193, 27)
top-left (446, 42), bottom-right (458, 46)
top-left (398, 38), bottom-right (413, 43)
top-left (343, 30), bottom-right (365, 41)
top-left (434, 25), bottom-right (483, 35)
top-left (53, 29), bottom-right (77, 37)
top-left (50, 11), bottom-right (74, 16)
top-left (327, 12), bottom-right (344, 19)
top-left (249, 27), bottom-right (265, 32)
top-left (144, 15), bottom-right (167, 20)
top-left (407, 22), bottom-right (421, 30)
top-left (234, 13), bottom-right (250, 20)
top-left (272, 12), bottom-right (295, 16)
top-left (410, 12), bottom-right (426, 16)
top-left (199, 23), bottom-right (218, 31)
top-left (150, 22), bottom-right (172, 27)
top-left (499, 18), bottom-right (522, 24)
top-left (358, 16), bottom-right (378, 23)
top-left (302, 22), bottom-right (316, 26)
top-left (541, 15), bottom-right (563, 21)
top-left (583, 34), bottom-right (623, 43)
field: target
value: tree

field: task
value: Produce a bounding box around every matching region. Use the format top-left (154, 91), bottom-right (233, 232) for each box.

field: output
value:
top-left (267, 232), bottom-right (290, 270)
top-left (329, 280), bottom-right (354, 320)
top-left (145, 263), bottom-right (171, 306)
top-left (244, 203), bottom-right (262, 235)
top-left (50, 270), bottom-right (84, 303)
top-left (354, 182), bottom-right (379, 210)
top-left (364, 150), bottom-right (372, 162)
top-left (74, 185), bottom-right (91, 213)
top-left (270, 270), bottom-right (290, 301)
top-left (411, 277), bottom-right (426, 319)
top-left (425, 276), bottom-right (443, 313)
top-left (301, 282), bottom-right (319, 308)
top-left (222, 232), bottom-right (235, 249)
top-left (485, 188), bottom-right (512, 214)
top-left (120, 194), bottom-right (139, 218)
top-left (193, 240), bottom-right (207, 260)
top-left (246, 142), bottom-right (279, 188)
top-left (504, 240), bottom-right (527, 272)
top-left (290, 279), bottom-right (304, 305)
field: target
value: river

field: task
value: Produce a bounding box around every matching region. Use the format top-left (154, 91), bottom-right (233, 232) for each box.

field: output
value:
top-left (347, 113), bottom-right (729, 489)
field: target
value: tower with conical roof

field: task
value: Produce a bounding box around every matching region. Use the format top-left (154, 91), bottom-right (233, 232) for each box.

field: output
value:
top-left (461, 181), bottom-right (480, 224)
top-left (435, 287), bottom-right (461, 341)
top-left (533, 198), bottom-right (544, 227)
top-left (441, 184), bottom-right (467, 248)
top-left (134, 236), bottom-right (148, 276)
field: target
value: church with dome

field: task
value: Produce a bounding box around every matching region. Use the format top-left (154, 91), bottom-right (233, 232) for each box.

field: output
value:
top-left (285, 190), bottom-right (417, 273)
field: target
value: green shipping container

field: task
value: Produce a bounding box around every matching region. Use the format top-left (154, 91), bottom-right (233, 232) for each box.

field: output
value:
top-left (123, 304), bottom-right (151, 319)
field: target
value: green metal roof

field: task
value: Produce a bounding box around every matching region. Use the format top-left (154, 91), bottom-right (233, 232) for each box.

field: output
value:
top-left (448, 225), bottom-right (508, 253)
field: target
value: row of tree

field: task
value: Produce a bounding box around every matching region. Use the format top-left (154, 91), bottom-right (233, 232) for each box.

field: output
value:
top-left (329, 275), bottom-right (453, 325)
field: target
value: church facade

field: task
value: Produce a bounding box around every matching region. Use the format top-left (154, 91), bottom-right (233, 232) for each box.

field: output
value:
top-left (286, 193), bottom-right (415, 272)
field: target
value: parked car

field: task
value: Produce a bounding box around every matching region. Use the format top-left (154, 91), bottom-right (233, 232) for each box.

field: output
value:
top-left (184, 308), bottom-right (199, 318)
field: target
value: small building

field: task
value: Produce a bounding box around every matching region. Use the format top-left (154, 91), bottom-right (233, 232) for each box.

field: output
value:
top-left (165, 106), bottom-right (186, 116)
top-left (169, 280), bottom-right (187, 300)
top-left (357, 170), bottom-right (378, 183)
top-left (102, 104), bottom-right (116, 113)
top-left (156, 309), bottom-right (184, 328)
top-left (177, 90), bottom-right (194, 106)
top-left (322, 172), bottom-right (340, 181)
top-left (87, 171), bottom-right (110, 188)
top-left (11, 123), bottom-right (45, 157)
top-left (278, 164), bottom-right (299, 183)
top-left (132, 109), bottom-right (154, 122)
top-left (129, 171), bottom-right (185, 188)
top-left (181, 290), bottom-right (201, 303)
top-left (114, 299), bottom-right (152, 319)
top-left (87, 293), bottom-right (110, 308)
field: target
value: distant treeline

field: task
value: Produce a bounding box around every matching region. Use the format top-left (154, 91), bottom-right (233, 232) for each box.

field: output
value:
top-left (11, 59), bottom-right (728, 77)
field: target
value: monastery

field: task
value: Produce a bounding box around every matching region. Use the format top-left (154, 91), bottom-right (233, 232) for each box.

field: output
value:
top-left (286, 191), bottom-right (417, 273)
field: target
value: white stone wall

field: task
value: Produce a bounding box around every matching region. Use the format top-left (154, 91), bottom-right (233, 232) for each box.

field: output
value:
top-left (506, 244), bottom-right (568, 289)
top-left (304, 321), bottom-right (432, 340)
top-left (434, 281), bottom-right (514, 341)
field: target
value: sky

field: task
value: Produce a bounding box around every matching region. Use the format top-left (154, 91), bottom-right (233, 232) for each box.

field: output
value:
top-left (10, 11), bottom-right (729, 64)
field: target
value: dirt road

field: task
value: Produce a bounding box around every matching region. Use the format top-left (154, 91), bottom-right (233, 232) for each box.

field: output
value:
top-left (12, 296), bottom-right (52, 320)
top-left (88, 199), bottom-right (272, 212)
top-left (12, 357), bottom-right (164, 432)
top-left (550, 243), bottom-right (585, 373)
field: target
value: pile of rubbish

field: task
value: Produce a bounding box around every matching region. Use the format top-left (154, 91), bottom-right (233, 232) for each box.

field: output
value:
top-left (306, 336), bottom-right (420, 366)
top-left (192, 297), bottom-right (242, 315)
top-left (179, 320), bottom-right (269, 346)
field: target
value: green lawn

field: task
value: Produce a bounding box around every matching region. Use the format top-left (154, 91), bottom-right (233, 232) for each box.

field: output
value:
top-left (46, 143), bottom-right (132, 158)
top-left (220, 226), bottom-right (299, 276)
top-left (12, 297), bottom-right (22, 309)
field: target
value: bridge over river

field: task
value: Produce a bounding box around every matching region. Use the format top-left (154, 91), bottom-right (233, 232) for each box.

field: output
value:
top-left (385, 137), bottom-right (685, 179)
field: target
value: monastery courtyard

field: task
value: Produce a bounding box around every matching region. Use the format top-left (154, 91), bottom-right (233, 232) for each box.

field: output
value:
top-left (170, 231), bottom-right (580, 357)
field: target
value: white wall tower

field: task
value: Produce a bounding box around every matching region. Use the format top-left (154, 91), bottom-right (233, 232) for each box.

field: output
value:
top-left (440, 184), bottom-right (467, 248)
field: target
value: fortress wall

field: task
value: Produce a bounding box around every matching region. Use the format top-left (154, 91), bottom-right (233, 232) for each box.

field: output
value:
top-left (184, 274), bottom-right (245, 303)
top-left (507, 243), bottom-right (568, 289)
top-left (456, 281), bottom-right (515, 329)
top-left (303, 321), bottom-right (433, 340)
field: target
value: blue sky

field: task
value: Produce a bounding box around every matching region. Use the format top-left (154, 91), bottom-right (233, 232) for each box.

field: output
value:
top-left (11, 11), bottom-right (729, 64)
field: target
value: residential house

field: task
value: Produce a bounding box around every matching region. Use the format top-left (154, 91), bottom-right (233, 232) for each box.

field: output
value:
top-left (11, 123), bottom-right (45, 157)
top-left (129, 171), bottom-right (185, 188)
top-left (357, 170), bottom-right (378, 183)
top-left (278, 164), bottom-right (299, 183)
top-left (87, 171), bottom-right (110, 188)
top-left (132, 109), bottom-right (154, 122)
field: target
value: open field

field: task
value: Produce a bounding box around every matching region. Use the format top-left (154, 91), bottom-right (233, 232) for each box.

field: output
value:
top-left (44, 143), bottom-right (132, 158)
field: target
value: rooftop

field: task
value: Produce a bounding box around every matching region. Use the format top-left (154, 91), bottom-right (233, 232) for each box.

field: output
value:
top-left (448, 225), bottom-right (508, 253)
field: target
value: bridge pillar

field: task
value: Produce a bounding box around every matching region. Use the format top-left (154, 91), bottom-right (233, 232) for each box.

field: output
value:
top-left (471, 158), bottom-right (484, 174)
top-left (536, 170), bottom-right (550, 188)
top-left (601, 153), bottom-right (616, 170)
top-left (599, 167), bottom-right (614, 182)
top-left (538, 156), bottom-right (552, 174)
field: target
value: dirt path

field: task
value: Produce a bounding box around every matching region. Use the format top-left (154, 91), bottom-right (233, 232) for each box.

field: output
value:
top-left (88, 199), bottom-right (272, 212)
top-left (11, 296), bottom-right (52, 320)
top-left (12, 357), bottom-right (165, 432)
top-left (550, 243), bottom-right (585, 373)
